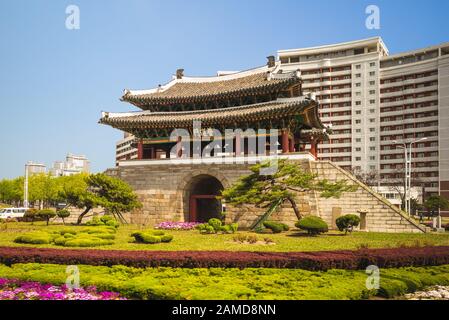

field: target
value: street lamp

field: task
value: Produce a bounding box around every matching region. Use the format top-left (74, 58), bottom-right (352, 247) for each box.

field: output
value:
top-left (392, 137), bottom-right (427, 216)
top-left (24, 162), bottom-right (30, 209)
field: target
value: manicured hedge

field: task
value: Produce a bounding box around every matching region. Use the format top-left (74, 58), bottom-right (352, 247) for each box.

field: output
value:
top-left (1, 246), bottom-right (449, 270)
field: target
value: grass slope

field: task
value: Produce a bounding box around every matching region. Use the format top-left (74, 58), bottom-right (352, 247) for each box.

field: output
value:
top-left (1, 222), bottom-right (448, 252)
top-left (1, 263), bottom-right (449, 300)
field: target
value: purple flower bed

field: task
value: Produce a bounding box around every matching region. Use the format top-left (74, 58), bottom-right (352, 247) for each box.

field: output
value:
top-left (0, 278), bottom-right (125, 300)
top-left (154, 221), bottom-right (201, 230)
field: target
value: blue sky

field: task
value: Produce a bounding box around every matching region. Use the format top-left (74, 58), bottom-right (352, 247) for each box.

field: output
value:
top-left (0, 0), bottom-right (448, 179)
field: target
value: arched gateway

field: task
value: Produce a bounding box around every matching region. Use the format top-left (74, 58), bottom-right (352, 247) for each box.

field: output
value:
top-left (185, 174), bottom-right (224, 222)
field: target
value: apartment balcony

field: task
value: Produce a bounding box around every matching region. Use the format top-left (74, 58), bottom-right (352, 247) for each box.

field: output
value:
top-left (379, 74), bottom-right (438, 89)
top-left (380, 105), bottom-right (438, 115)
top-left (381, 146), bottom-right (438, 154)
top-left (319, 106), bottom-right (352, 113)
top-left (380, 115), bottom-right (439, 127)
top-left (380, 156), bottom-right (439, 164)
top-left (117, 152), bottom-right (317, 167)
top-left (381, 95), bottom-right (439, 108)
top-left (380, 85), bottom-right (438, 99)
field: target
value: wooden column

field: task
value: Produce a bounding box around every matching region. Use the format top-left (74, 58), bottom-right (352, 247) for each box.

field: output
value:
top-left (281, 130), bottom-right (289, 154)
top-left (289, 138), bottom-right (295, 153)
top-left (235, 133), bottom-right (242, 156)
top-left (310, 140), bottom-right (318, 158)
top-left (137, 140), bottom-right (143, 160)
top-left (176, 137), bottom-right (183, 158)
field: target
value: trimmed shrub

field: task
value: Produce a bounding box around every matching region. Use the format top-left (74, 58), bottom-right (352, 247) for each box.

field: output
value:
top-left (14, 232), bottom-right (53, 245)
top-left (56, 209), bottom-right (70, 225)
top-left (131, 230), bottom-right (173, 244)
top-left (86, 215), bottom-right (119, 228)
top-left (1, 246), bottom-right (449, 270)
top-left (197, 219), bottom-right (237, 234)
top-left (263, 221), bottom-right (289, 233)
top-left (207, 218), bottom-right (222, 232)
top-left (36, 209), bottom-right (57, 225)
top-left (336, 214), bottom-right (361, 234)
top-left (295, 216), bottom-right (328, 235)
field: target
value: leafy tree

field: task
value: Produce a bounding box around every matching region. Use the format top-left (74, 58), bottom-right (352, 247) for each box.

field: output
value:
top-left (336, 214), bottom-right (361, 235)
top-left (29, 174), bottom-right (62, 208)
top-left (424, 195), bottom-right (449, 217)
top-left (0, 177), bottom-right (23, 205)
top-left (58, 173), bottom-right (100, 225)
top-left (222, 159), bottom-right (357, 220)
top-left (36, 209), bottom-right (56, 226)
top-left (56, 209), bottom-right (71, 225)
top-left (85, 173), bottom-right (141, 224)
top-left (59, 173), bottom-right (141, 225)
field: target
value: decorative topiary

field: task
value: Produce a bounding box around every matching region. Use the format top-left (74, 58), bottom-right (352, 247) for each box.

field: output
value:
top-left (295, 216), bottom-right (328, 235)
top-left (336, 214), bottom-right (361, 235)
top-left (263, 221), bottom-right (289, 233)
top-left (56, 209), bottom-right (70, 225)
top-left (86, 215), bottom-right (119, 228)
top-left (36, 209), bottom-right (57, 226)
top-left (14, 232), bottom-right (53, 244)
top-left (131, 230), bottom-right (174, 244)
top-left (197, 219), bottom-right (237, 234)
top-left (207, 218), bottom-right (222, 232)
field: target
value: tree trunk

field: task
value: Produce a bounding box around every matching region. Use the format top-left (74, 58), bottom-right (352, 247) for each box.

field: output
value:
top-left (286, 196), bottom-right (302, 220)
top-left (76, 207), bottom-right (92, 225)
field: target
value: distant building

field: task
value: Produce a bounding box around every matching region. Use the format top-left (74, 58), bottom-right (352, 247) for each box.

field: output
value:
top-left (372, 186), bottom-right (423, 207)
top-left (115, 132), bottom-right (138, 166)
top-left (50, 153), bottom-right (90, 176)
top-left (26, 161), bottom-right (47, 175)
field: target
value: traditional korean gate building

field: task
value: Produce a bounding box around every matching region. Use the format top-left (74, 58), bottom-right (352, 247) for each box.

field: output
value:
top-left (100, 58), bottom-right (424, 233)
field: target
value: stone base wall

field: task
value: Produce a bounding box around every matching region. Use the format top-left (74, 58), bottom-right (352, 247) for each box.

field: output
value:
top-left (106, 159), bottom-right (424, 233)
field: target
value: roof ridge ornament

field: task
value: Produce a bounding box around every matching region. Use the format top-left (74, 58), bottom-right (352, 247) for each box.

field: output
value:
top-left (267, 55), bottom-right (275, 68)
top-left (176, 68), bottom-right (184, 79)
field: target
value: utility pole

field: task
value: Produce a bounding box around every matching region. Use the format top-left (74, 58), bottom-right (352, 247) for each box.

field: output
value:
top-left (24, 162), bottom-right (29, 209)
top-left (393, 137), bottom-right (427, 216)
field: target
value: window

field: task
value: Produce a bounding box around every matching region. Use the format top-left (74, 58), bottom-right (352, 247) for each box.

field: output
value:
top-left (356, 101), bottom-right (362, 106)
top-left (369, 118), bottom-right (375, 123)
top-left (355, 119), bottom-right (361, 124)
top-left (369, 71), bottom-right (375, 76)
top-left (355, 157), bottom-right (361, 161)
top-left (370, 146), bottom-right (376, 151)
top-left (369, 165), bottom-right (376, 170)
top-left (370, 99), bottom-right (376, 104)
top-left (356, 73), bottom-right (361, 78)
top-left (355, 147), bottom-right (361, 152)
top-left (356, 92), bottom-right (361, 96)
top-left (369, 80), bottom-right (375, 86)
top-left (370, 128), bottom-right (375, 132)
top-left (356, 129), bottom-right (361, 133)
top-left (369, 156), bottom-right (376, 160)
top-left (370, 137), bottom-right (376, 141)
top-left (355, 83), bottom-right (361, 87)
top-left (356, 110), bottom-right (361, 115)
top-left (355, 65), bottom-right (361, 69)
top-left (370, 109), bottom-right (375, 113)
top-left (370, 62), bottom-right (376, 67)
top-left (356, 138), bottom-right (362, 142)
top-left (369, 90), bottom-right (376, 94)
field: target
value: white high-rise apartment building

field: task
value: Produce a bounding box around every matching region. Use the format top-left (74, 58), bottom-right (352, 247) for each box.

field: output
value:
top-left (51, 153), bottom-right (90, 176)
top-left (277, 37), bottom-right (449, 198)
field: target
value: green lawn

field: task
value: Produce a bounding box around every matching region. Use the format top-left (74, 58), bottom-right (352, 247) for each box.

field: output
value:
top-left (1, 263), bottom-right (449, 299)
top-left (1, 222), bottom-right (449, 252)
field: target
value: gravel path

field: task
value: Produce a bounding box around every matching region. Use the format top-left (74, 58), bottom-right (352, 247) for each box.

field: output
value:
top-left (404, 286), bottom-right (449, 300)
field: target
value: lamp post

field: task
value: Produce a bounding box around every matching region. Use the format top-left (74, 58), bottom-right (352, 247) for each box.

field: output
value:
top-left (393, 137), bottom-right (427, 216)
top-left (24, 162), bottom-right (29, 209)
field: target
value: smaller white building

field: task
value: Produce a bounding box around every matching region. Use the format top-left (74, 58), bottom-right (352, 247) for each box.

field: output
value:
top-left (372, 186), bottom-right (422, 206)
top-left (50, 154), bottom-right (90, 176)
top-left (26, 161), bottom-right (47, 175)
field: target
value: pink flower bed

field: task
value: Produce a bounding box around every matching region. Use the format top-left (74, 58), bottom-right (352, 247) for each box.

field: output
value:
top-left (0, 278), bottom-right (125, 300)
top-left (154, 221), bottom-right (201, 230)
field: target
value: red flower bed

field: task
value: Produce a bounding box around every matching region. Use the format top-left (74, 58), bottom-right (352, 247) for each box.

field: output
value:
top-left (0, 246), bottom-right (448, 270)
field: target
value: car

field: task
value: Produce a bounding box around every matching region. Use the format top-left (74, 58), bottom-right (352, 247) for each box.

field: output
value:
top-left (0, 208), bottom-right (27, 219)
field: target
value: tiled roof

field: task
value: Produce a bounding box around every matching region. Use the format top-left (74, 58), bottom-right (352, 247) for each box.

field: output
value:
top-left (121, 69), bottom-right (301, 108)
top-left (100, 97), bottom-right (322, 131)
